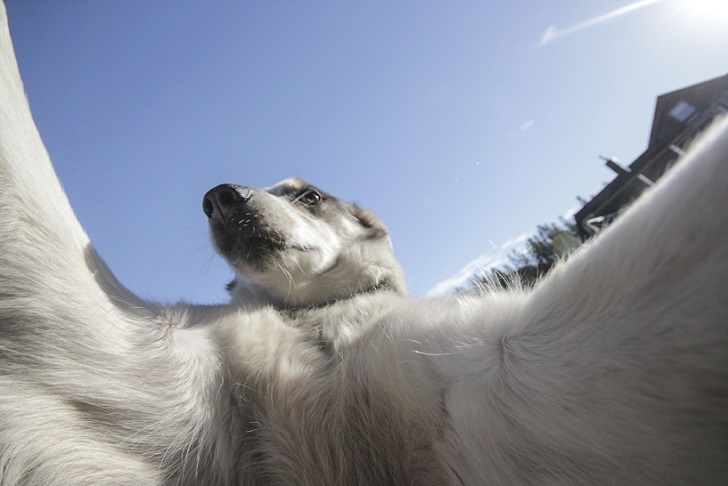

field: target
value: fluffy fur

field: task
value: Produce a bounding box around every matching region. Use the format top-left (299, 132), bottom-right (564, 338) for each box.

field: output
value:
top-left (1, 2), bottom-right (727, 484)
top-left (202, 178), bottom-right (406, 308)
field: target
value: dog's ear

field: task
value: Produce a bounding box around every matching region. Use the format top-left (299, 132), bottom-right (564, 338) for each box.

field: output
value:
top-left (350, 204), bottom-right (389, 240)
top-left (346, 203), bottom-right (407, 295)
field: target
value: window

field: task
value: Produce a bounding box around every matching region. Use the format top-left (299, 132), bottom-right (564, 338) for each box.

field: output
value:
top-left (669, 100), bottom-right (697, 123)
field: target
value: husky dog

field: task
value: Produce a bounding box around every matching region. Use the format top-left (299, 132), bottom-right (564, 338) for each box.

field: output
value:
top-left (1, 1), bottom-right (728, 484)
top-left (202, 179), bottom-right (406, 308)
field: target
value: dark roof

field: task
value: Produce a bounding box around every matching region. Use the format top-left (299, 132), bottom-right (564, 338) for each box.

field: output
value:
top-left (574, 73), bottom-right (728, 240)
top-left (648, 74), bottom-right (728, 150)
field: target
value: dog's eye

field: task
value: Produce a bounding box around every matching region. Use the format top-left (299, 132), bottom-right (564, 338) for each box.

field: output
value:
top-left (299, 190), bottom-right (322, 206)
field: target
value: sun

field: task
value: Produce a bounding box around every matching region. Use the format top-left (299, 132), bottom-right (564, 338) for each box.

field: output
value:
top-left (680, 0), bottom-right (728, 22)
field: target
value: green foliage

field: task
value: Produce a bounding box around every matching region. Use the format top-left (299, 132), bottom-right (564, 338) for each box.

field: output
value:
top-left (472, 219), bottom-right (581, 292)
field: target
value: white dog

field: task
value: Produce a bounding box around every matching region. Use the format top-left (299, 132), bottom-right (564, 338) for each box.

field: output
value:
top-left (1, 2), bottom-right (727, 484)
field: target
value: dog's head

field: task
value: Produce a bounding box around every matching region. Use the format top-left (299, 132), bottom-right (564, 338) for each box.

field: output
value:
top-left (203, 178), bottom-right (406, 307)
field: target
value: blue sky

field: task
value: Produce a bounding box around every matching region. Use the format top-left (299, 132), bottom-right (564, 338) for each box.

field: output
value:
top-left (5, 0), bottom-right (727, 301)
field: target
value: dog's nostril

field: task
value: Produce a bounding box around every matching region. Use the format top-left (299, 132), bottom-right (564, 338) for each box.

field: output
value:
top-left (203, 184), bottom-right (254, 219)
top-left (202, 197), bottom-right (214, 218)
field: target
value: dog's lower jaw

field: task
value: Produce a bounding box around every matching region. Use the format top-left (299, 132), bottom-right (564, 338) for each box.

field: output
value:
top-left (224, 234), bottom-right (407, 309)
top-left (230, 260), bottom-right (406, 310)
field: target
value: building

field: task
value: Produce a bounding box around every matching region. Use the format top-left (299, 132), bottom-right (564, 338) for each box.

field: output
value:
top-left (574, 73), bottom-right (728, 240)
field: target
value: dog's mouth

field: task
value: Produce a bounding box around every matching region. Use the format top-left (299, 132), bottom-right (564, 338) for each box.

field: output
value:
top-left (203, 183), bottom-right (318, 273)
top-left (206, 207), bottom-right (275, 259)
top-left (209, 215), bottom-right (315, 271)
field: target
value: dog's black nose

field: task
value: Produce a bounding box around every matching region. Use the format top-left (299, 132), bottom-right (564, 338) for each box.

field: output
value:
top-left (203, 184), bottom-right (254, 219)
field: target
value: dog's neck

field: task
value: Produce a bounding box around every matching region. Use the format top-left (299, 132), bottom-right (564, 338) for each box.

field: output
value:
top-left (230, 256), bottom-right (408, 310)
top-left (276, 278), bottom-right (403, 313)
top-left (276, 283), bottom-right (406, 350)
top-left (232, 274), bottom-right (404, 311)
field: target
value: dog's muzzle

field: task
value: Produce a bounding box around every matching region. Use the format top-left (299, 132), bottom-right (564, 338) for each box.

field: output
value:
top-left (203, 184), bottom-right (254, 222)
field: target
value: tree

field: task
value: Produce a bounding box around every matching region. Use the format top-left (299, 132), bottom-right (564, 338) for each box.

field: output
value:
top-left (472, 219), bottom-right (581, 292)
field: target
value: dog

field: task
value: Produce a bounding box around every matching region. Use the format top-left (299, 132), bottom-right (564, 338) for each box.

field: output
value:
top-left (202, 179), bottom-right (406, 308)
top-left (1, 2), bottom-right (727, 484)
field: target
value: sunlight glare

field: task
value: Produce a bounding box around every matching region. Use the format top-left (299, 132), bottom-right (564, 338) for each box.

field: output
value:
top-left (681, 0), bottom-right (728, 22)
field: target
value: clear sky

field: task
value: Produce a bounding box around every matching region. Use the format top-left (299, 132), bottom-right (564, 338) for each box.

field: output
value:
top-left (4, 0), bottom-right (727, 302)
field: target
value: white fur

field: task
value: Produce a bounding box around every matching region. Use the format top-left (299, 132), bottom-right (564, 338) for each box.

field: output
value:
top-left (1, 2), bottom-right (727, 484)
top-left (209, 177), bottom-right (405, 307)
